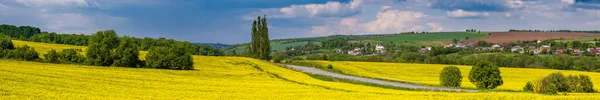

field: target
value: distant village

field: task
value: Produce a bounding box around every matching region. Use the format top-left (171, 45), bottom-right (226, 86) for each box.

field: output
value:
top-left (333, 39), bottom-right (600, 56)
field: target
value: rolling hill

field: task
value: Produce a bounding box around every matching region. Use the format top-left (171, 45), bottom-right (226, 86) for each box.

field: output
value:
top-left (2, 56), bottom-right (600, 99)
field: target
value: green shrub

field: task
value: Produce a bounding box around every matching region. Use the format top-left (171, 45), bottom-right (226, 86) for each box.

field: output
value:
top-left (112, 36), bottom-right (141, 67)
top-left (532, 72), bottom-right (595, 94)
top-left (0, 34), bottom-right (14, 50)
top-left (543, 72), bottom-right (569, 92)
top-left (43, 50), bottom-right (60, 63)
top-left (326, 64), bottom-right (333, 69)
top-left (146, 43), bottom-right (194, 70)
top-left (440, 66), bottom-right (462, 87)
top-left (59, 49), bottom-right (85, 64)
top-left (566, 74), bottom-right (595, 93)
top-left (469, 61), bottom-right (503, 89)
top-left (523, 81), bottom-right (533, 92)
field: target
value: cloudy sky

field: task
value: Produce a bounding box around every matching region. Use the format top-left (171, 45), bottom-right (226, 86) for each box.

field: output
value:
top-left (0, 0), bottom-right (599, 44)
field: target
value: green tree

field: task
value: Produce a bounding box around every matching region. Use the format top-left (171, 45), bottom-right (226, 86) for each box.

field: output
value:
top-left (477, 40), bottom-right (488, 46)
top-left (469, 61), bottom-right (503, 89)
top-left (440, 66), bottom-right (462, 87)
top-left (146, 43), bottom-right (194, 70)
top-left (523, 81), bottom-right (534, 92)
top-left (59, 49), bottom-right (85, 64)
top-left (43, 49), bottom-right (60, 63)
top-left (247, 15), bottom-right (271, 60)
top-left (85, 30), bottom-right (119, 66)
top-left (0, 34), bottom-right (14, 50)
top-left (112, 36), bottom-right (141, 67)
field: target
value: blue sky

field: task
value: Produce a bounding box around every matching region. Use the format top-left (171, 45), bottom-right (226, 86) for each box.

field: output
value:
top-left (1, 0), bottom-right (599, 44)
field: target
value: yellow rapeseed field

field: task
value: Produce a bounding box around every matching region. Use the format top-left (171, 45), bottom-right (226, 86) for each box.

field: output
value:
top-left (11, 40), bottom-right (87, 56)
top-left (11, 40), bottom-right (148, 59)
top-left (1, 56), bottom-right (600, 99)
top-left (296, 60), bottom-right (600, 91)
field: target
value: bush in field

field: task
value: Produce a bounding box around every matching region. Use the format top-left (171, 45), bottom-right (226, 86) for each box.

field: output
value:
top-left (44, 50), bottom-right (60, 63)
top-left (45, 49), bottom-right (85, 64)
top-left (566, 74), bottom-right (595, 93)
top-left (532, 72), bottom-right (595, 94)
top-left (146, 43), bottom-right (193, 70)
top-left (523, 81), bottom-right (534, 92)
top-left (59, 49), bottom-right (85, 64)
top-left (1, 45), bottom-right (39, 61)
top-left (440, 66), bottom-right (462, 87)
top-left (543, 72), bottom-right (569, 92)
top-left (469, 61), bottom-right (503, 89)
top-left (112, 36), bottom-right (142, 67)
top-left (0, 34), bottom-right (14, 50)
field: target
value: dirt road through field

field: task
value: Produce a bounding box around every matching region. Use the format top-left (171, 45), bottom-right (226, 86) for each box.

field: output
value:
top-left (283, 64), bottom-right (479, 92)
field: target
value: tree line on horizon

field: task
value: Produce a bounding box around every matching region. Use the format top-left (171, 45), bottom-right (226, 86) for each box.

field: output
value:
top-left (0, 24), bottom-right (224, 56)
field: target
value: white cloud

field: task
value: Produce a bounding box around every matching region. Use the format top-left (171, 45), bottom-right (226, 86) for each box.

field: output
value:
top-left (308, 9), bottom-right (440, 35)
top-left (446, 9), bottom-right (489, 19)
top-left (426, 22), bottom-right (443, 32)
top-left (562, 0), bottom-right (575, 4)
top-left (380, 6), bottom-right (392, 10)
top-left (505, 12), bottom-right (512, 17)
top-left (249, 0), bottom-right (364, 19)
top-left (15, 0), bottom-right (89, 7)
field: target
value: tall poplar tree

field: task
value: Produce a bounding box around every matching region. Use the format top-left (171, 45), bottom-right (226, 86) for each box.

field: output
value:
top-left (247, 15), bottom-right (271, 60)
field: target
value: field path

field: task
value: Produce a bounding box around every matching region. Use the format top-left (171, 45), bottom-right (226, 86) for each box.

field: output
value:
top-left (283, 64), bottom-right (478, 92)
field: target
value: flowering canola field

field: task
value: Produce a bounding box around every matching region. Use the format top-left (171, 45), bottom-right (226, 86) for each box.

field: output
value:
top-left (1, 56), bottom-right (600, 99)
top-left (296, 60), bottom-right (600, 91)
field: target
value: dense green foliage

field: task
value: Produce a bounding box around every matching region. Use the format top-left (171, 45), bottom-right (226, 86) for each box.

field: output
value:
top-left (28, 32), bottom-right (89, 46)
top-left (0, 34), bottom-right (14, 50)
top-left (112, 36), bottom-right (142, 67)
top-left (440, 66), bottom-right (462, 87)
top-left (0, 34), bottom-right (39, 61)
top-left (322, 38), bottom-right (347, 49)
top-left (246, 15), bottom-right (271, 60)
top-left (85, 30), bottom-right (120, 66)
top-left (146, 43), bottom-right (194, 70)
top-left (533, 72), bottom-right (595, 94)
top-left (469, 61), bottom-right (503, 89)
top-left (0, 24), bottom-right (41, 38)
top-left (523, 81), bottom-right (534, 92)
top-left (44, 49), bottom-right (85, 64)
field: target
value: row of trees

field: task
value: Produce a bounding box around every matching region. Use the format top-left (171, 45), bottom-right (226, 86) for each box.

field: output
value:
top-left (439, 62), bottom-right (503, 90)
top-left (0, 24), bottom-right (41, 39)
top-left (1, 30), bottom-right (194, 70)
top-left (38, 30), bottom-right (194, 70)
top-left (246, 16), bottom-right (271, 60)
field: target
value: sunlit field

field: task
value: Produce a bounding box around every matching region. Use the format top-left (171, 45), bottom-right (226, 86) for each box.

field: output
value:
top-left (1, 56), bottom-right (600, 99)
top-left (11, 40), bottom-right (87, 56)
top-left (296, 60), bottom-right (600, 91)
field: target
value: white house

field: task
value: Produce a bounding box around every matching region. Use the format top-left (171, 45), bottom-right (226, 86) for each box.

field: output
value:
top-left (375, 44), bottom-right (385, 53)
